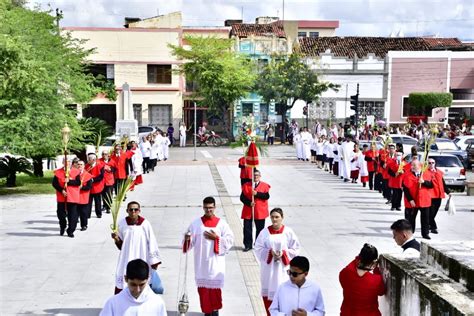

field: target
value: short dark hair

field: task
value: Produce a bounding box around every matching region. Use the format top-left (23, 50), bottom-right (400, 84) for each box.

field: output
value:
top-left (390, 219), bottom-right (413, 232)
top-left (127, 201), bottom-right (140, 209)
top-left (290, 256), bottom-right (310, 272)
top-left (203, 196), bottom-right (215, 206)
top-left (270, 208), bottom-right (284, 217)
top-left (254, 169), bottom-right (261, 175)
top-left (126, 259), bottom-right (149, 280)
top-left (359, 243), bottom-right (378, 266)
top-left (363, 144), bottom-right (369, 148)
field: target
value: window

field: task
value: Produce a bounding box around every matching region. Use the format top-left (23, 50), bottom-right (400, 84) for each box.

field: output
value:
top-left (242, 103), bottom-right (253, 117)
top-left (147, 65), bottom-right (172, 84)
top-left (436, 141), bottom-right (459, 150)
top-left (431, 156), bottom-right (462, 168)
top-left (260, 103), bottom-right (269, 123)
top-left (298, 32), bottom-right (307, 38)
top-left (401, 137), bottom-right (418, 146)
top-left (133, 104), bottom-right (142, 126)
top-left (309, 32), bottom-right (319, 38)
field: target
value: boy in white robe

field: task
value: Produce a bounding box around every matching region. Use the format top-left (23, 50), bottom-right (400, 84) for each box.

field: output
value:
top-left (359, 144), bottom-right (370, 187)
top-left (294, 131), bottom-right (303, 160)
top-left (111, 201), bottom-right (162, 294)
top-left (162, 133), bottom-right (171, 161)
top-left (100, 259), bottom-right (167, 316)
top-left (154, 133), bottom-right (165, 161)
top-left (300, 128), bottom-right (312, 161)
top-left (269, 256), bottom-right (325, 316)
top-left (183, 196), bottom-right (234, 316)
top-left (340, 137), bottom-right (355, 182)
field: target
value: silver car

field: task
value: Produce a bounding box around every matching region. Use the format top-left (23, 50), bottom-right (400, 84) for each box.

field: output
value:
top-left (425, 153), bottom-right (466, 192)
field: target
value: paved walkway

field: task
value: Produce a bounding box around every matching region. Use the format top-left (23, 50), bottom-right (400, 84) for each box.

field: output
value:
top-left (1, 146), bottom-right (473, 315)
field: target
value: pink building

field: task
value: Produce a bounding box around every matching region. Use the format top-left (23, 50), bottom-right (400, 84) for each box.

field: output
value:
top-left (387, 51), bottom-right (474, 126)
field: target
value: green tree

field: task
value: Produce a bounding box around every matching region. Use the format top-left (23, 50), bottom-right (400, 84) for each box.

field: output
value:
top-left (169, 36), bottom-right (256, 138)
top-left (0, 155), bottom-right (33, 187)
top-left (256, 53), bottom-right (338, 131)
top-left (0, 1), bottom-right (98, 176)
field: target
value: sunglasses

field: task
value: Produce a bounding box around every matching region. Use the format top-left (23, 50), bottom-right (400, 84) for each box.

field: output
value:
top-left (428, 162), bottom-right (435, 164)
top-left (287, 270), bottom-right (305, 277)
top-left (128, 208), bottom-right (140, 212)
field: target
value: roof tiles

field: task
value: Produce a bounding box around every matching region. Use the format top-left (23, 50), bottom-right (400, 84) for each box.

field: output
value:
top-left (231, 21), bottom-right (286, 38)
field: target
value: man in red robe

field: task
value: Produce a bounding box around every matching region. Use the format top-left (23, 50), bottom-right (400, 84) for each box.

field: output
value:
top-left (99, 151), bottom-right (116, 214)
top-left (426, 158), bottom-right (450, 234)
top-left (111, 143), bottom-right (134, 194)
top-left (85, 153), bottom-right (105, 218)
top-left (238, 156), bottom-right (253, 185)
top-left (240, 169), bottom-right (271, 252)
top-left (363, 143), bottom-right (377, 190)
top-left (52, 159), bottom-right (81, 237)
top-left (387, 151), bottom-right (404, 211)
top-left (76, 160), bottom-right (93, 231)
top-left (402, 160), bottom-right (434, 239)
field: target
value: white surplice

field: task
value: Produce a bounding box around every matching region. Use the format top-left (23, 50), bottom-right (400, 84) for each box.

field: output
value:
top-left (359, 152), bottom-right (369, 177)
top-left (131, 149), bottom-right (143, 178)
top-left (269, 280), bottom-right (325, 316)
top-left (161, 137), bottom-right (170, 159)
top-left (154, 135), bottom-right (165, 160)
top-left (115, 218), bottom-right (162, 289)
top-left (185, 217), bottom-right (234, 289)
top-left (100, 286), bottom-right (167, 316)
top-left (340, 141), bottom-right (355, 179)
top-left (300, 132), bottom-right (312, 160)
top-left (294, 134), bottom-right (303, 159)
top-left (254, 226), bottom-right (300, 300)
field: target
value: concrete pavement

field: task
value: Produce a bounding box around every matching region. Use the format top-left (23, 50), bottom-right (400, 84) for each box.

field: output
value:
top-left (1, 145), bottom-right (473, 315)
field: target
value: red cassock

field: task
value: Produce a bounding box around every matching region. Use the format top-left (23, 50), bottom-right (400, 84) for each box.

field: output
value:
top-left (238, 157), bottom-right (253, 179)
top-left (378, 149), bottom-right (389, 178)
top-left (111, 150), bottom-right (134, 180)
top-left (78, 171), bottom-right (93, 205)
top-left (54, 167), bottom-right (80, 203)
top-left (339, 257), bottom-right (385, 316)
top-left (99, 158), bottom-right (116, 186)
top-left (85, 161), bottom-right (105, 194)
top-left (241, 181), bottom-right (271, 220)
top-left (402, 171), bottom-right (432, 208)
top-left (427, 169), bottom-right (446, 199)
top-left (363, 150), bottom-right (376, 172)
top-left (386, 158), bottom-right (404, 189)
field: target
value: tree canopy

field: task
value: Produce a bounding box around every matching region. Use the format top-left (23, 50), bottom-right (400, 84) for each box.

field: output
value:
top-left (408, 92), bottom-right (453, 109)
top-left (255, 53), bottom-right (339, 122)
top-left (169, 36), bottom-right (256, 136)
top-left (0, 1), bottom-right (97, 161)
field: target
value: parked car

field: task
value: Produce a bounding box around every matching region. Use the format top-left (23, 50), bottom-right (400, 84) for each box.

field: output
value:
top-left (454, 135), bottom-right (474, 151)
top-left (467, 143), bottom-right (474, 169)
top-left (357, 140), bottom-right (384, 150)
top-left (406, 152), bottom-right (466, 192)
top-left (85, 136), bottom-right (118, 155)
top-left (376, 134), bottom-right (418, 154)
top-left (418, 138), bottom-right (468, 167)
top-left (138, 126), bottom-right (157, 140)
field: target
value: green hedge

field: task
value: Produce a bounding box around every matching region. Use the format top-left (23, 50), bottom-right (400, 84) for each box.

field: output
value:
top-left (408, 92), bottom-right (453, 109)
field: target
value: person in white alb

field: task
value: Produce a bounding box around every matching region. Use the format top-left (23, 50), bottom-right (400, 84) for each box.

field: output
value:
top-left (161, 132), bottom-right (171, 161)
top-left (294, 129), bottom-right (303, 160)
top-left (300, 127), bottom-right (312, 161)
top-left (179, 122), bottom-right (187, 147)
top-left (340, 137), bottom-right (355, 182)
top-left (100, 259), bottom-right (167, 316)
top-left (255, 208), bottom-right (300, 316)
top-left (183, 196), bottom-right (234, 316)
top-left (270, 256), bottom-right (325, 316)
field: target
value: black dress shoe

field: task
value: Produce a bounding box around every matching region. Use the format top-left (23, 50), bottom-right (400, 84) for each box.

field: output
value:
top-left (385, 200), bottom-right (391, 204)
top-left (60, 227), bottom-right (65, 236)
top-left (97, 215), bottom-right (102, 218)
top-left (106, 210), bottom-right (111, 214)
top-left (80, 226), bottom-right (87, 231)
top-left (243, 247), bottom-right (252, 252)
top-left (391, 207), bottom-right (395, 211)
top-left (422, 235), bottom-right (431, 240)
top-left (431, 229), bottom-right (438, 234)
top-left (396, 207), bottom-right (401, 211)
top-left (68, 233), bottom-right (74, 238)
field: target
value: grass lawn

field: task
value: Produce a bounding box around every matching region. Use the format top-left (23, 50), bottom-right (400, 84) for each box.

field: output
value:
top-left (0, 171), bottom-right (55, 195)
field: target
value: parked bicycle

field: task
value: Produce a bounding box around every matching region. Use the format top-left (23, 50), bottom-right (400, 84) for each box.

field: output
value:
top-left (195, 131), bottom-right (224, 147)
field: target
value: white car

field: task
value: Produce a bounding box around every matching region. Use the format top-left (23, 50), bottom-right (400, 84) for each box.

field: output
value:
top-left (85, 136), bottom-right (118, 156)
top-left (376, 134), bottom-right (418, 155)
top-left (454, 135), bottom-right (474, 151)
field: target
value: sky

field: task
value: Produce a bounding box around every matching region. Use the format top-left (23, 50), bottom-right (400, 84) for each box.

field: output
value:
top-left (27, 0), bottom-right (474, 40)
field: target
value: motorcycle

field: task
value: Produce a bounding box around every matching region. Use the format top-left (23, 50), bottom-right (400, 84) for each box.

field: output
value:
top-left (195, 131), bottom-right (223, 147)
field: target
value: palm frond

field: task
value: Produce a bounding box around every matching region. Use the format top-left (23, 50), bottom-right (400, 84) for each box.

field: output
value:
top-left (107, 177), bottom-right (134, 233)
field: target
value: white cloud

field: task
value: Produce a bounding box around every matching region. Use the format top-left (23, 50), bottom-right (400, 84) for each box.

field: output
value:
top-left (27, 0), bottom-right (474, 40)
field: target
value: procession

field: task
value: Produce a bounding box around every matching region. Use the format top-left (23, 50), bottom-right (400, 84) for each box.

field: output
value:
top-left (2, 1), bottom-right (474, 315)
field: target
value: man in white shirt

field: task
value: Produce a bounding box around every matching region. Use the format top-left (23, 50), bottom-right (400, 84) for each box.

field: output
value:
top-left (100, 259), bottom-right (167, 316)
top-left (270, 256), bottom-right (325, 316)
top-left (390, 219), bottom-right (420, 257)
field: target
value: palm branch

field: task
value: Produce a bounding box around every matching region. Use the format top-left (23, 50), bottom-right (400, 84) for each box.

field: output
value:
top-left (106, 177), bottom-right (134, 233)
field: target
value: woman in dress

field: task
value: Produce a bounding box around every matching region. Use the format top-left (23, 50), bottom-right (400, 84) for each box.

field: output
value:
top-left (255, 208), bottom-right (301, 316)
top-left (339, 243), bottom-right (385, 316)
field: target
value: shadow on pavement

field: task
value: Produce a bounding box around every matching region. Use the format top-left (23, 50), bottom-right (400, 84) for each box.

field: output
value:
top-left (7, 232), bottom-right (58, 237)
top-left (26, 226), bottom-right (60, 231)
top-left (167, 311), bottom-right (203, 316)
top-left (42, 308), bottom-right (102, 315)
top-left (24, 220), bottom-right (57, 225)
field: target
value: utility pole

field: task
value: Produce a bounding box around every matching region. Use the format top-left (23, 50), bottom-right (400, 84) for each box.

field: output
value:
top-left (350, 83), bottom-right (360, 138)
top-left (55, 8), bottom-right (63, 29)
top-left (193, 101), bottom-right (197, 161)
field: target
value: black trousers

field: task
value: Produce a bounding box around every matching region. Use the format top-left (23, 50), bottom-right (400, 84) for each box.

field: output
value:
top-left (374, 173), bottom-right (383, 192)
top-left (333, 161), bottom-right (339, 176)
top-left (88, 193), bottom-right (102, 218)
top-left (405, 207), bottom-right (430, 237)
top-left (391, 188), bottom-right (403, 208)
top-left (382, 179), bottom-right (392, 200)
top-left (115, 178), bottom-right (125, 195)
top-left (142, 157), bottom-right (150, 173)
top-left (77, 203), bottom-right (89, 228)
top-left (102, 185), bottom-right (114, 210)
top-left (57, 202), bottom-right (78, 235)
top-left (430, 198), bottom-right (442, 230)
top-left (368, 171), bottom-right (375, 190)
top-left (240, 178), bottom-right (251, 186)
top-left (328, 158), bottom-right (334, 172)
top-left (243, 218), bottom-right (265, 249)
